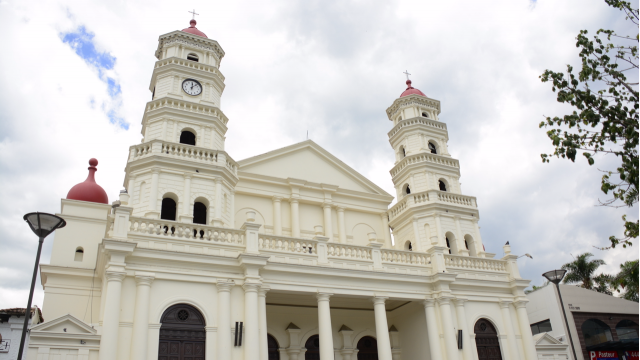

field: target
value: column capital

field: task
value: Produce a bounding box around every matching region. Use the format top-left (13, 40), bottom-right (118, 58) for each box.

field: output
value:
top-left (436, 296), bottom-right (455, 306)
top-left (216, 279), bottom-right (235, 292)
top-left (498, 299), bottom-right (513, 308)
top-left (423, 298), bottom-right (436, 308)
top-left (215, 177), bottom-right (223, 184)
top-left (316, 292), bottom-right (333, 302)
top-left (336, 206), bottom-right (345, 212)
top-left (105, 271), bottom-right (126, 283)
top-left (453, 298), bottom-right (468, 307)
top-left (183, 174), bottom-right (192, 180)
top-left (151, 168), bottom-right (160, 175)
top-left (134, 272), bottom-right (155, 286)
top-left (289, 197), bottom-right (299, 204)
top-left (258, 285), bottom-right (271, 298)
top-left (243, 282), bottom-right (262, 293)
top-left (272, 196), bottom-right (283, 202)
top-left (372, 296), bottom-right (388, 306)
top-left (513, 299), bottom-right (529, 309)
top-left (322, 202), bottom-right (332, 209)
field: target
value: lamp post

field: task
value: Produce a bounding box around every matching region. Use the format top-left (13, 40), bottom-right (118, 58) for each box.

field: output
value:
top-left (17, 212), bottom-right (66, 360)
top-left (543, 269), bottom-right (578, 360)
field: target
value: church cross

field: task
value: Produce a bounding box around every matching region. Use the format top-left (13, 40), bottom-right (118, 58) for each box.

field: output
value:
top-left (188, 9), bottom-right (200, 20)
top-left (403, 70), bottom-right (411, 80)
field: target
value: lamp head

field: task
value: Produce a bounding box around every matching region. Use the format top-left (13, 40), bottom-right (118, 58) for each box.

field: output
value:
top-left (542, 269), bottom-right (567, 285)
top-left (23, 212), bottom-right (66, 238)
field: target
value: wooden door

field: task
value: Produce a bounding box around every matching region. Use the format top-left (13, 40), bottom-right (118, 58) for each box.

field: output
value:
top-left (357, 336), bottom-right (379, 360)
top-left (158, 304), bottom-right (206, 360)
top-left (305, 335), bottom-right (320, 360)
top-left (474, 319), bottom-right (503, 360)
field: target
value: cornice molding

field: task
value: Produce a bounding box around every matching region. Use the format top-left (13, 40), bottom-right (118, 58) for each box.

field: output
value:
top-left (156, 31), bottom-right (225, 60)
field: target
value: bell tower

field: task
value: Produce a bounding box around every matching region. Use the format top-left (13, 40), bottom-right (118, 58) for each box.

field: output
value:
top-left (123, 19), bottom-right (238, 227)
top-left (386, 79), bottom-right (486, 257)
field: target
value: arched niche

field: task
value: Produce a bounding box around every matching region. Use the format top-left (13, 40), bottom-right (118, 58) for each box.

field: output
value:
top-left (234, 207), bottom-right (266, 230)
top-left (158, 304), bottom-right (206, 359)
top-left (180, 128), bottom-right (197, 146)
top-left (267, 334), bottom-right (280, 360)
top-left (404, 240), bottom-right (413, 251)
top-left (445, 231), bottom-right (459, 255)
top-left (356, 336), bottom-right (378, 359)
top-left (304, 334), bottom-right (319, 359)
top-left (465, 234), bottom-right (478, 256)
top-left (161, 193), bottom-right (179, 221)
top-left (352, 223), bottom-right (376, 245)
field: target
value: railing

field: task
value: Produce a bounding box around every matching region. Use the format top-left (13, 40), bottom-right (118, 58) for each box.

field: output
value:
top-left (444, 255), bottom-right (507, 272)
top-left (155, 57), bottom-right (225, 81)
top-left (259, 234), bottom-right (317, 255)
top-left (381, 249), bottom-right (430, 265)
top-left (128, 217), bottom-right (245, 244)
top-left (389, 190), bottom-right (477, 221)
top-left (390, 153), bottom-right (459, 177)
top-left (328, 243), bottom-right (372, 260)
top-left (161, 143), bottom-right (219, 163)
top-left (388, 117), bottom-right (446, 139)
top-left (388, 198), bottom-right (408, 220)
top-left (145, 98), bottom-right (229, 126)
top-left (436, 192), bottom-right (476, 207)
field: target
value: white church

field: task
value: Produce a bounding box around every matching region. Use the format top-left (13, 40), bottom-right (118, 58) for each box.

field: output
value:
top-left (26, 19), bottom-right (540, 360)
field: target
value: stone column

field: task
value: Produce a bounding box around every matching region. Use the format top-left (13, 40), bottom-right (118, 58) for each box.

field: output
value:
top-left (514, 300), bottom-right (538, 360)
top-left (454, 299), bottom-right (474, 360)
top-left (217, 280), bottom-right (234, 360)
top-left (423, 299), bottom-right (444, 360)
top-left (258, 286), bottom-right (270, 360)
top-left (381, 213), bottom-right (391, 247)
top-left (438, 297), bottom-right (460, 360)
top-left (149, 169), bottom-right (160, 212)
top-left (244, 282), bottom-right (261, 360)
top-left (272, 196), bottom-right (282, 235)
top-left (183, 174), bottom-right (192, 216)
top-left (322, 203), bottom-right (333, 240)
top-left (499, 300), bottom-right (520, 360)
top-left (316, 292), bottom-right (335, 360)
top-left (412, 218), bottom-right (422, 251)
top-left (98, 271), bottom-right (126, 360)
top-left (214, 178), bottom-right (223, 226)
top-left (454, 216), bottom-right (469, 256)
top-left (129, 273), bottom-right (155, 360)
top-left (372, 297), bottom-right (393, 360)
top-left (290, 198), bottom-right (300, 237)
top-left (337, 207), bottom-right (347, 243)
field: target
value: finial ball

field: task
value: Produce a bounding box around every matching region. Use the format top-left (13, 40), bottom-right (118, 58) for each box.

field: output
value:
top-left (89, 158), bottom-right (98, 167)
top-left (406, 79), bottom-right (412, 86)
top-left (190, 19), bottom-right (197, 26)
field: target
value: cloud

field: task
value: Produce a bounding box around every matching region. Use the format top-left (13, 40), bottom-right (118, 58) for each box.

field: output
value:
top-left (0, 0), bottom-right (637, 310)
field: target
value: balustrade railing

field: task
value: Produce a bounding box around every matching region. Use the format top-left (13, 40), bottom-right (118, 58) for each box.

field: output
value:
top-left (258, 234), bottom-right (317, 254)
top-left (155, 57), bottom-right (225, 80)
top-left (128, 217), bottom-right (245, 245)
top-left (391, 153), bottom-right (459, 177)
top-left (328, 243), bottom-right (372, 261)
top-left (145, 97), bottom-right (228, 125)
top-left (388, 117), bottom-right (446, 138)
top-left (444, 255), bottom-right (507, 272)
top-left (381, 249), bottom-right (430, 265)
top-left (436, 192), bottom-right (476, 207)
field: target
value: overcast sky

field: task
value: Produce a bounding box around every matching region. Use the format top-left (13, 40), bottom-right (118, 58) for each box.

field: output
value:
top-left (0, 0), bottom-right (637, 310)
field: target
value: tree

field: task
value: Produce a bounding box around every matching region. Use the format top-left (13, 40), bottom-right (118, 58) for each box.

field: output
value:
top-left (611, 259), bottom-right (639, 302)
top-left (561, 252), bottom-right (608, 292)
top-left (525, 281), bottom-right (550, 294)
top-left (539, 0), bottom-right (639, 248)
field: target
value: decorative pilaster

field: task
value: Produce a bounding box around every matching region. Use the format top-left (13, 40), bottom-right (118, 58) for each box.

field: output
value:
top-left (214, 177), bottom-right (223, 226)
top-left (514, 300), bottom-right (538, 360)
top-left (412, 218), bottom-right (422, 252)
top-left (98, 271), bottom-right (126, 360)
top-left (423, 299), bottom-right (444, 360)
top-left (243, 282), bottom-right (261, 360)
top-left (129, 273), bottom-right (155, 360)
top-left (453, 298), bottom-right (474, 360)
top-left (316, 292), bottom-right (335, 360)
top-left (322, 202), bottom-right (333, 241)
top-left (217, 279), bottom-right (235, 360)
top-left (499, 300), bottom-right (521, 360)
top-left (454, 216), bottom-right (469, 256)
top-left (258, 286), bottom-right (270, 360)
top-left (272, 196), bottom-right (282, 236)
top-left (437, 297), bottom-right (460, 360)
top-left (290, 197), bottom-right (300, 237)
top-left (147, 169), bottom-right (160, 217)
top-left (337, 206), bottom-right (347, 243)
top-left (372, 297), bottom-right (393, 360)
top-left (242, 211), bottom-right (262, 254)
top-left (381, 213), bottom-right (391, 248)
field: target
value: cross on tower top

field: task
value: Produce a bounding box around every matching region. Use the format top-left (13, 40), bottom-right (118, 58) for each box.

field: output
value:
top-left (188, 9), bottom-right (200, 20)
top-left (403, 70), bottom-right (411, 80)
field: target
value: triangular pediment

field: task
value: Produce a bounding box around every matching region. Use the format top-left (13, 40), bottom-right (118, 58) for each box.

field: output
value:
top-left (30, 313), bottom-right (96, 335)
top-left (533, 332), bottom-right (563, 345)
top-left (238, 140), bottom-right (391, 196)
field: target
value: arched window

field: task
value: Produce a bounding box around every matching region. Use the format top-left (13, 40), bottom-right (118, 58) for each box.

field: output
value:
top-left (428, 142), bottom-right (437, 154)
top-left (404, 240), bottom-right (412, 251)
top-left (305, 335), bottom-right (320, 360)
top-left (187, 53), bottom-right (199, 62)
top-left (616, 320), bottom-right (638, 341)
top-left (193, 202), bottom-right (207, 225)
top-left (465, 234), bottom-right (478, 257)
top-left (180, 131), bottom-right (196, 146)
top-left (74, 247), bottom-right (84, 262)
top-left (439, 180), bottom-right (447, 191)
top-left (445, 237), bottom-right (452, 254)
top-left (159, 304), bottom-right (205, 359)
top-left (161, 197), bottom-right (177, 221)
top-left (401, 146), bottom-right (406, 157)
top-left (356, 336), bottom-right (378, 359)
top-left (422, 112), bottom-right (429, 118)
top-left (404, 184), bottom-right (411, 195)
top-left (267, 334), bottom-right (280, 360)
top-left (582, 319), bottom-right (613, 347)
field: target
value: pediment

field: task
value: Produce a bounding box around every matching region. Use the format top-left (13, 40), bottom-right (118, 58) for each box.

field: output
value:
top-left (30, 314), bottom-right (96, 335)
top-left (533, 332), bottom-right (563, 345)
top-left (238, 140), bottom-right (391, 196)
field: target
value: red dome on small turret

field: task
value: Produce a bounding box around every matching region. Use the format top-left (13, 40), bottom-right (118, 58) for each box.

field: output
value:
top-left (66, 159), bottom-right (109, 204)
top-left (400, 80), bottom-right (426, 97)
top-left (182, 19), bottom-right (208, 38)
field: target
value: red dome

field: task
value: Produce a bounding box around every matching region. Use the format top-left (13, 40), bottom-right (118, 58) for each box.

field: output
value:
top-left (400, 80), bottom-right (426, 97)
top-left (66, 159), bottom-right (109, 204)
top-left (182, 19), bottom-right (208, 38)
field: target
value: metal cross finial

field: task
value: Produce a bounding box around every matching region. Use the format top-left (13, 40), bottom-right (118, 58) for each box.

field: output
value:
top-left (188, 9), bottom-right (200, 20)
top-left (403, 70), bottom-right (411, 80)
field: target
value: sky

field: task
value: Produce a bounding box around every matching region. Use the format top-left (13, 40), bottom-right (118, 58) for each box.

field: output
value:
top-left (0, 0), bottom-right (637, 310)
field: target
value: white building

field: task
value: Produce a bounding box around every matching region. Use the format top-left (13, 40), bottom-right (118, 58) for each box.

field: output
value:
top-left (27, 19), bottom-right (541, 360)
top-left (0, 307), bottom-right (42, 360)
top-left (526, 284), bottom-right (639, 360)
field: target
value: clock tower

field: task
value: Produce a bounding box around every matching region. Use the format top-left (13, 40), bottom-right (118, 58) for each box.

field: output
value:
top-left (123, 19), bottom-right (238, 227)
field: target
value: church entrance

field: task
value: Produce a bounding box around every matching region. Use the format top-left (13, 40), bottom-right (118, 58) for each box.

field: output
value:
top-left (474, 318), bottom-right (503, 360)
top-left (268, 334), bottom-right (280, 360)
top-left (357, 336), bottom-right (378, 360)
top-left (158, 304), bottom-right (206, 360)
top-left (304, 335), bottom-right (320, 360)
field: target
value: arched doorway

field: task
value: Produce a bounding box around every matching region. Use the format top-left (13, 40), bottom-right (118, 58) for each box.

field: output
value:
top-left (158, 304), bottom-right (205, 360)
top-left (357, 336), bottom-right (378, 360)
top-left (305, 335), bottom-right (320, 360)
top-left (475, 319), bottom-right (502, 360)
top-left (268, 334), bottom-right (280, 360)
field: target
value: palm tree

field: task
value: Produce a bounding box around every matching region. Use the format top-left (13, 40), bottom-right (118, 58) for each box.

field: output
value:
top-left (612, 260), bottom-right (639, 302)
top-left (561, 253), bottom-right (606, 290)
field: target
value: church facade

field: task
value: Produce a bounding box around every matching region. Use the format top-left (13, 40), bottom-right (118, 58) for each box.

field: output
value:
top-left (27, 19), bottom-right (539, 360)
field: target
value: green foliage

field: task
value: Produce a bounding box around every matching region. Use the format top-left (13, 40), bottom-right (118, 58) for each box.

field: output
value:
top-left (539, 0), bottom-right (639, 248)
top-left (525, 281), bottom-right (550, 294)
top-left (611, 259), bottom-right (639, 302)
top-left (561, 252), bottom-right (608, 292)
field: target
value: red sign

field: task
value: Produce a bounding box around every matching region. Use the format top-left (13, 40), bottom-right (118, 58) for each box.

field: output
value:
top-left (590, 351), bottom-right (619, 360)
top-left (624, 351), bottom-right (639, 360)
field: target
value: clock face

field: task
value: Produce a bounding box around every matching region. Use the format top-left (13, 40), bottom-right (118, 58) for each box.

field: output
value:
top-left (182, 79), bottom-right (202, 96)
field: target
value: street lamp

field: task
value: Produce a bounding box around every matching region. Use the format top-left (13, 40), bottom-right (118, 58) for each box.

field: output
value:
top-left (542, 269), bottom-right (578, 360)
top-left (16, 212), bottom-right (66, 360)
